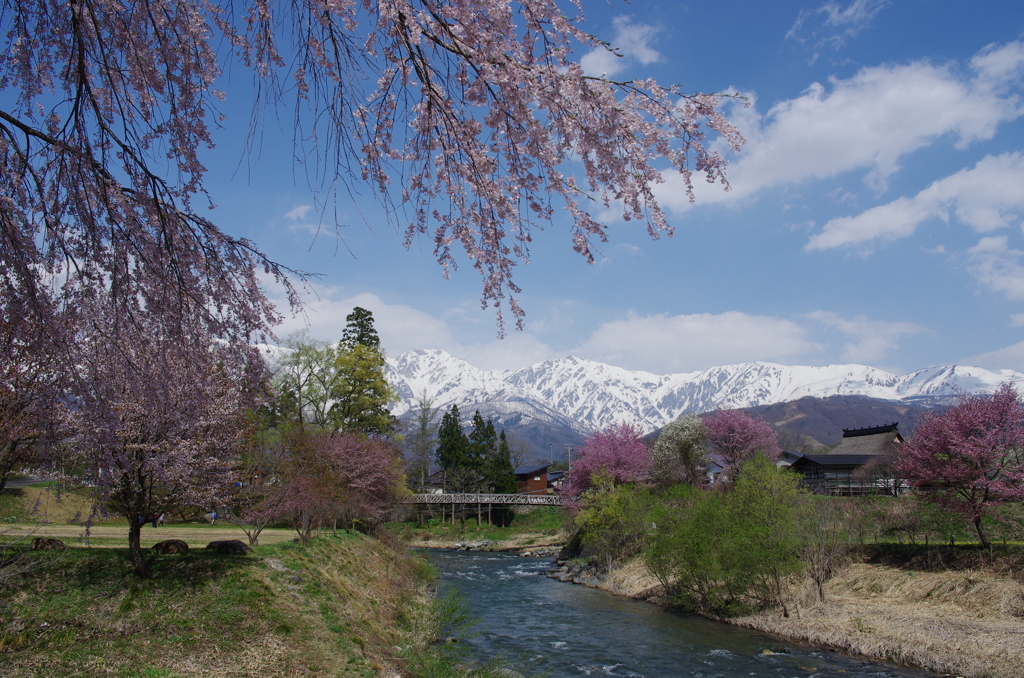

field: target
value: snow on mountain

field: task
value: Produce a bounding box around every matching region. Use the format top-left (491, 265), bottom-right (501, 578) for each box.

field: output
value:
top-left (384, 350), bottom-right (1024, 435)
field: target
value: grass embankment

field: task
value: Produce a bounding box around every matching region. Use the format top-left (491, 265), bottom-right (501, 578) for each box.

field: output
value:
top-left (1, 511), bottom-right (476, 677)
top-left (1, 534), bottom-right (459, 677)
top-left (392, 507), bottom-right (569, 551)
top-left (582, 545), bottom-right (1024, 678)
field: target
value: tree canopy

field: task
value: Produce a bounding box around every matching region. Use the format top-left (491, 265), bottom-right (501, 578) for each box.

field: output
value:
top-left (563, 423), bottom-right (651, 501)
top-left (1, 0), bottom-right (742, 338)
top-left (704, 409), bottom-right (781, 482)
top-left (899, 382), bottom-right (1024, 548)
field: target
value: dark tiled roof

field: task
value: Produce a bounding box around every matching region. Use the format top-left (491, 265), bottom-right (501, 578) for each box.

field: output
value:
top-left (842, 423), bottom-right (899, 437)
top-left (514, 464), bottom-right (549, 476)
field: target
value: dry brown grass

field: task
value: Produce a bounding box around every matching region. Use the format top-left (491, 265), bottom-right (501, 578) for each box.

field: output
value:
top-left (577, 554), bottom-right (1024, 678)
top-left (2, 486), bottom-right (95, 524)
top-left (732, 563), bottom-right (1024, 678)
top-left (599, 556), bottom-right (663, 599)
top-left (403, 531), bottom-right (569, 551)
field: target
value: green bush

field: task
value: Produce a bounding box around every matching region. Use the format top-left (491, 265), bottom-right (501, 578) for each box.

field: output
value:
top-left (644, 455), bottom-right (804, 616)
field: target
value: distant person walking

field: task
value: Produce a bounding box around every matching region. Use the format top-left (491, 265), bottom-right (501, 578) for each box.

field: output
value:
top-left (157, 513), bottom-right (165, 527)
top-left (210, 510), bottom-right (218, 525)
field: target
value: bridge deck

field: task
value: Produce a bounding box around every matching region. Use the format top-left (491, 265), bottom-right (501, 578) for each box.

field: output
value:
top-left (402, 493), bottom-right (563, 506)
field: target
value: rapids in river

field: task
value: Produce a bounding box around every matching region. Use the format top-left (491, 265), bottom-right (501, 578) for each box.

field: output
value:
top-left (427, 550), bottom-right (938, 678)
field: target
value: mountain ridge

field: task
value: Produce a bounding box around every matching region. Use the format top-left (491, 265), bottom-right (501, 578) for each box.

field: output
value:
top-left (385, 348), bottom-right (1022, 437)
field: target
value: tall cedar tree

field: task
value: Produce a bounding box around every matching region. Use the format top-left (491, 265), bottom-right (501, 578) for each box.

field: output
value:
top-left (467, 411), bottom-right (496, 471)
top-left (341, 307), bottom-right (381, 348)
top-left (436, 405), bottom-right (471, 473)
top-left (487, 431), bottom-right (518, 494)
top-left (330, 308), bottom-right (397, 436)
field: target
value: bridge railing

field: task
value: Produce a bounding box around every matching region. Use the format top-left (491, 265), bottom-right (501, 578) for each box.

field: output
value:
top-left (401, 493), bottom-right (563, 506)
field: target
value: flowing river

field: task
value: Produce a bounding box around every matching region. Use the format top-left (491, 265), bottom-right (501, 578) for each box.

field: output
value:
top-left (427, 550), bottom-right (938, 678)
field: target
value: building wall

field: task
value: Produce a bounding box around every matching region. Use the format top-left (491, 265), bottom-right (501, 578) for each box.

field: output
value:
top-left (517, 473), bottom-right (548, 495)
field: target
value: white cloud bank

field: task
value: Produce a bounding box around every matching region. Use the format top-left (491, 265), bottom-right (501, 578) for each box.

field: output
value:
top-left (806, 152), bottom-right (1024, 250)
top-left (570, 311), bottom-right (819, 373)
top-left (265, 287), bottom-right (926, 374)
top-left (658, 41), bottom-right (1024, 213)
top-left (963, 341), bottom-right (1024, 373)
top-left (805, 311), bottom-right (924, 364)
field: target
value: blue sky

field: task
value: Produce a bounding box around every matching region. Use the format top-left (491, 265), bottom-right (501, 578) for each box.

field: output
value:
top-left (206, 0), bottom-right (1024, 375)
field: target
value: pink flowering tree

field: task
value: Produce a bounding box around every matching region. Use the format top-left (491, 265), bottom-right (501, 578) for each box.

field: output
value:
top-left (1, 0), bottom-right (742, 340)
top-left (275, 431), bottom-right (405, 542)
top-left (899, 383), bottom-right (1024, 548)
top-left (317, 433), bottom-right (406, 527)
top-left (563, 423), bottom-right (651, 504)
top-left (703, 409), bottom-right (781, 483)
top-left (65, 296), bottom-right (264, 577)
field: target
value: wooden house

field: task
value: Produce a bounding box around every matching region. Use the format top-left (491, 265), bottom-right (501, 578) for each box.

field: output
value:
top-left (790, 422), bottom-right (905, 496)
top-left (515, 464), bottom-right (550, 495)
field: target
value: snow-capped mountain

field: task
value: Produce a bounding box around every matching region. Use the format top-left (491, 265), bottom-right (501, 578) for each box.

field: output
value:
top-left (386, 349), bottom-right (1024, 436)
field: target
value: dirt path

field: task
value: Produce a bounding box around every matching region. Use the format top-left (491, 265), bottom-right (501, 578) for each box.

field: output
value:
top-left (2, 523), bottom-right (297, 546)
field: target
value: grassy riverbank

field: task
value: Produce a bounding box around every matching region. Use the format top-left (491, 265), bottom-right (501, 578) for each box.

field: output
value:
top-left (392, 506), bottom-right (569, 551)
top-left (0, 532), bottom-right (482, 678)
top-left (566, 545), bottom-right (1024, 678)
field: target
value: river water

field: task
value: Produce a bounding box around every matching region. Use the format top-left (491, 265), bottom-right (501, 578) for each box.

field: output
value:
top-left (427, 550), bottom-right (938, 678)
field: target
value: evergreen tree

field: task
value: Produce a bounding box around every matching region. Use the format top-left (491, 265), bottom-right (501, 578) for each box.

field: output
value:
top-left (485, 430), bottom-right (518, 494)
top-left (341, 307), bottom-right (380, 348)
top-left (329, 307), bottom-right (396, 436)
top-left (328, 343), bottom-right (397, 436)
top-left (467, 410), bottom-right (496, 470)
top-left (436, 405), bottom-right (470, 472)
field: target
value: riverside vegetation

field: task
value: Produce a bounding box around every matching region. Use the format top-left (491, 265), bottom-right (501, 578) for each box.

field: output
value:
top-left (560, 454), bottom-right (1024, 678)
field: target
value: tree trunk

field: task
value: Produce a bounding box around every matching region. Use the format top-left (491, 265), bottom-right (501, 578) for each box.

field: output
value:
top-left (974, 516), bottom-right (991, 549)
top-left (127, 516), bottom-right (151, 578)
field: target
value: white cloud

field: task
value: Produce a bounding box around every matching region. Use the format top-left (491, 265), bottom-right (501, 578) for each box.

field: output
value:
top-left (807, 153), bottom-right (1024, 250)
top-left (967, 236), bottom-right (1024, 301)
top-left (263, 281), bottom-right (558, 370)
top-left (283, 204), bottom-right (328, 235)
top-left (806, 311), bottom-right (924, 363)
top-left (285, 205), bottom-right (313, 221)
top-left (571, 311), bottom-right (819, 373)
top-left (962, 340), bottom-right (1024, 372)
top-left (658, 42), bottom-right (1024, 214)
top-left (580, 17), bottom-right (660, 78)
top-left (786, 0), bottom-right (888, 59)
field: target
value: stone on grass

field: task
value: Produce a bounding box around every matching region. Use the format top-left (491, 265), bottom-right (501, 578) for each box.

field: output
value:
top-left (206, 539), bottom-right (252, 555)
top-left (152, 539), bottom-right (190, 555)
